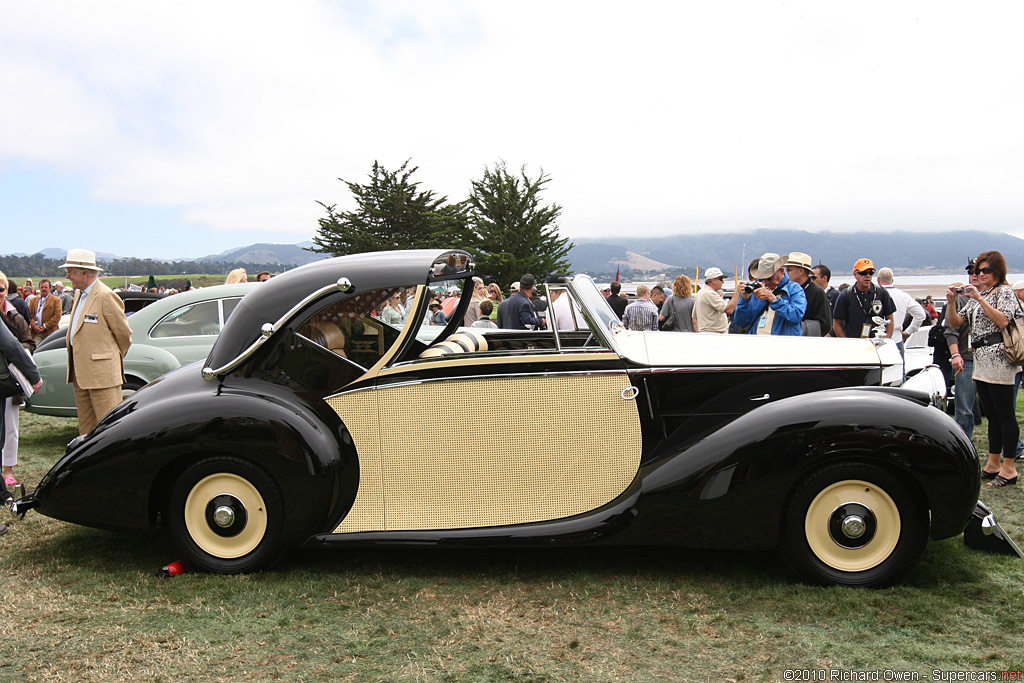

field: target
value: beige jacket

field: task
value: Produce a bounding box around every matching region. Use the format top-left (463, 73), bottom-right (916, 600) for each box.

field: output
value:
top-left (66, 280), bottom-right (132, 390)
top-left (28, 293), bottom-right (63, 339)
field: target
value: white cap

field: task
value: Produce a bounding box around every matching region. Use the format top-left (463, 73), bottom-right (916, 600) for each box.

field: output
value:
top-left (1011, 280), bottom-right (1024, 291)
top-left (704, 267), bottom-right (725, 281)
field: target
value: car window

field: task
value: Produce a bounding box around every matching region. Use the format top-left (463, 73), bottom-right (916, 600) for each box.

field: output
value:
top-left (150, 300), bottom-right (222, 338)
top-left (222, 297), bottom-right (242, 322)
top-left (296, 286), bottom-right (414, 371)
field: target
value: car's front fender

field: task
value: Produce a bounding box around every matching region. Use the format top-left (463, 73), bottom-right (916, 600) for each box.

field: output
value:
top-left (630, 386), bottom-right (979, 550)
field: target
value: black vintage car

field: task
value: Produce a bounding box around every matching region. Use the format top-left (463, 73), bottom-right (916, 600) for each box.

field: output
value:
top-left (17, 249), bottom-right (981, 587)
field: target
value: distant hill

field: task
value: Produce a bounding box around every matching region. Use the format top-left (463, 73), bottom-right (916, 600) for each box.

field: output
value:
top-left (567, 229), bottom-right (1024, 277)
top-left (6, 242), bottom-right (327, 268)
top-left (196, 242), bottom-right (326, 267)
top-left (12, 231), bottom-right (1024, 276)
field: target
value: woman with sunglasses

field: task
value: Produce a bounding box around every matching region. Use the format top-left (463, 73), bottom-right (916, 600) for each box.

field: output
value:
top-left (947, 251), bottom-right (1021, 486)
top-left (486, 284), bottom-right (504, 320)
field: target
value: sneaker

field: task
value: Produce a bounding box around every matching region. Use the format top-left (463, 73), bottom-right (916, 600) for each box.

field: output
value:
top-left (3, 475), bottom-right (16, 487)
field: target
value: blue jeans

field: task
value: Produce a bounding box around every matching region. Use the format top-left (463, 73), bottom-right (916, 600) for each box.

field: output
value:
top-left (954, 359), bottom-right (978, 439)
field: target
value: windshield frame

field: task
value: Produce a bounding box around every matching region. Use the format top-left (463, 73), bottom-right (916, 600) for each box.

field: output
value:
top-left (565, 274), bottom-right (623, 354)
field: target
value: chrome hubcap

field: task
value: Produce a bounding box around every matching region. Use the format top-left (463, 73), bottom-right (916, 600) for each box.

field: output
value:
top-left (213, 505), bottom-right (236, 528)
top-left (841, 515), bottom-right (866, 539)
top-left (828, 502), bottom-right (876, 549)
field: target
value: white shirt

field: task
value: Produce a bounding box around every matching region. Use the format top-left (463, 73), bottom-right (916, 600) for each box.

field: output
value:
top-left (550, 292), bottom-right (583, 331)
top-left (70, 279), bottom-right (97, 341)
top-left (882, 284), bottom-right (925, 338)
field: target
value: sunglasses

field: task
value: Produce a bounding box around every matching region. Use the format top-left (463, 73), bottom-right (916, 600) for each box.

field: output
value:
top-left (973, 266), bottom-right (994, 275)
top-left (855, 269), bottom-right (876, 277)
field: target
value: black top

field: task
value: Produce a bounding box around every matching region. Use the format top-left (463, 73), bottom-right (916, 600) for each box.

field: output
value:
top-left (607, 294), bottom-right (627, 320)
top-left (207, 249), bottom-right (472, 370)
top-left (800, 280), bottom-right (832, 337)
top-left (832, 284), bottom-right (897, 338)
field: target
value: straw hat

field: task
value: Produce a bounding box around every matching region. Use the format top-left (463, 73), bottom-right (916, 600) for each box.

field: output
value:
top-left (59, 248), bottom-right (103, 272)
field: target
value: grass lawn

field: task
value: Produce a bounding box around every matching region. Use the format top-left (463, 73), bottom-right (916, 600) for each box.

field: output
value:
top-left (2, 410), bottom-right (1023, 682)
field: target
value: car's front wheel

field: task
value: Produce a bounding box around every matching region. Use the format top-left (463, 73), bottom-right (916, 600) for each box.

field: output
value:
top-left (780, 462), bottom-right (928, 588)
top-left (166, 456), bottom-right (284, 573)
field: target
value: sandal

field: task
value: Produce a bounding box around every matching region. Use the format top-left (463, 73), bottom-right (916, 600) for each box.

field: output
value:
top-left (988, 475), bottom-right (1018, 487)
top-left (981, 469), bottom-right (1000, 480)
top-left (3, 475), bottom-right (16, 487)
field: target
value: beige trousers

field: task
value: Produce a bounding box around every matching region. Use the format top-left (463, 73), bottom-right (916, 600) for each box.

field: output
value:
top-left (73, 384), bottom-right (122, 435)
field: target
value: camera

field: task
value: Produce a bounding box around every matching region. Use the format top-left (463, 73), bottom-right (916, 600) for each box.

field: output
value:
top-left (954, 287), bottom-right (965, 294)
top-left (743, 283), bottom-right (763, 295)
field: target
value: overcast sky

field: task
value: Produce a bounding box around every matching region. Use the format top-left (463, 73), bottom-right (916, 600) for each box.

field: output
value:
top-left (2, 1), bottom-right (1022, 260)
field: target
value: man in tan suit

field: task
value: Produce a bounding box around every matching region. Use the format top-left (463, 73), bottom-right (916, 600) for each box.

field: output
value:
top-left (62, 249), bottom-right (132, 435)
top-left (28, 279), bottom-right (63, 344)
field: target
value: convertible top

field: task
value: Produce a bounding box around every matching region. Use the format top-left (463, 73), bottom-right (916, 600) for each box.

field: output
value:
top-left (206, 249), bottom-right (472, 371)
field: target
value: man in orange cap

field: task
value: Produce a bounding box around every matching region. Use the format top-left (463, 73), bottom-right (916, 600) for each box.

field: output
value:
top-left (832, 258), bottom-right (896, 339)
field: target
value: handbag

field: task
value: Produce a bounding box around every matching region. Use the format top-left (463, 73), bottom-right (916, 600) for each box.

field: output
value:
top-left (1000, 295), bottom-right (1024, 365)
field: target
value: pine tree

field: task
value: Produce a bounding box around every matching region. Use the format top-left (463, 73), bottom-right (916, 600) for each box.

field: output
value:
top-left (310, 160), bottom-right (467, 257)
top-left (466, 161), bottom-right (572, 288)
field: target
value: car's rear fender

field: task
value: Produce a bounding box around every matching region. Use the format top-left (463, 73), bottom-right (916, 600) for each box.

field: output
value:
top-left (34, 368), bottom-right (357, 543)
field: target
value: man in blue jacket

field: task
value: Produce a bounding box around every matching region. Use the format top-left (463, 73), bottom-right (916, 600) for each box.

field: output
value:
top-left (734, 252), bottom-right (807, 336)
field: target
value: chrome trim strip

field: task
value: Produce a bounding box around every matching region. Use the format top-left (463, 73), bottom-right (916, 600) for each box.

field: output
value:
top-left (376, 368), bottom-right (629, 388)
top-left (632, 364), bottom-right (881, 374)
top-left (202, 278), bottom-right (352, 380)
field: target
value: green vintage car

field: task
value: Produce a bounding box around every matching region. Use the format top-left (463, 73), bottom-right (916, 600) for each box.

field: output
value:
top-left (26, 283), bottom-right (258, 417)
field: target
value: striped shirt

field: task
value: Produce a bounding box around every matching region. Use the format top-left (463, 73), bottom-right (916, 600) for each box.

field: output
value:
top-left (622, 298), bottom-right (660, 331)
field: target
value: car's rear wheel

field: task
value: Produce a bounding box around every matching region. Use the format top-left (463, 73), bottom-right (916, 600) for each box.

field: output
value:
top-left (166, 456), bottom-right (284, 573)
top-left (780, 462), bottom-right (928, 588)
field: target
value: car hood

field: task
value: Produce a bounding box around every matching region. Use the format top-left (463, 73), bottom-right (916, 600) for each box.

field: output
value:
top-left (614, 330), bottom-right (888, 369)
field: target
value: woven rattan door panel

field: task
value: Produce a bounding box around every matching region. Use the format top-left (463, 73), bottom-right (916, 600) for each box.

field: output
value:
top-left (330, 372), bottom-right (642, 533)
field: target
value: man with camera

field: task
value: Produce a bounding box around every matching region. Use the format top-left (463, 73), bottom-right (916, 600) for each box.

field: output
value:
top-left (832, 258), bottom-right (895, 339)
top-left (734, 253), bottom-right (807, 336)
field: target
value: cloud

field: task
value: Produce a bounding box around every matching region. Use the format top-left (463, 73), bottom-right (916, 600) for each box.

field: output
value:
top-left (2, 0), bottom-right (1024, 258)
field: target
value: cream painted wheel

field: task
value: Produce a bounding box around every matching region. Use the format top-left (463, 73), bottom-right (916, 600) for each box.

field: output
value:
top-left (167, 456), bottom-right (284, 573)
top-left (184, 473), bottom-right (268, 559)
top-left (781, 462), bottom-right (928, 588)
top-left (803, 480), bottom-right (899, 572)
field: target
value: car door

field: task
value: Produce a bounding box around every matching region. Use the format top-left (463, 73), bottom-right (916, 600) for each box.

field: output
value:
top-left (326, 282), bottom-right (644, 534)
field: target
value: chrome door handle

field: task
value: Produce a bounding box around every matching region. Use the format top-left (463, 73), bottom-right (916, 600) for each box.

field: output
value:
top-left (749, 393), bottom-right (771, 401)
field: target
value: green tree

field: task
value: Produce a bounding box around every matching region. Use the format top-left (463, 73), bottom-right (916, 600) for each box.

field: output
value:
top-left (310, 160), bottom-right (467, 257)
top-left (465, 161), bottom-right (572, 288)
